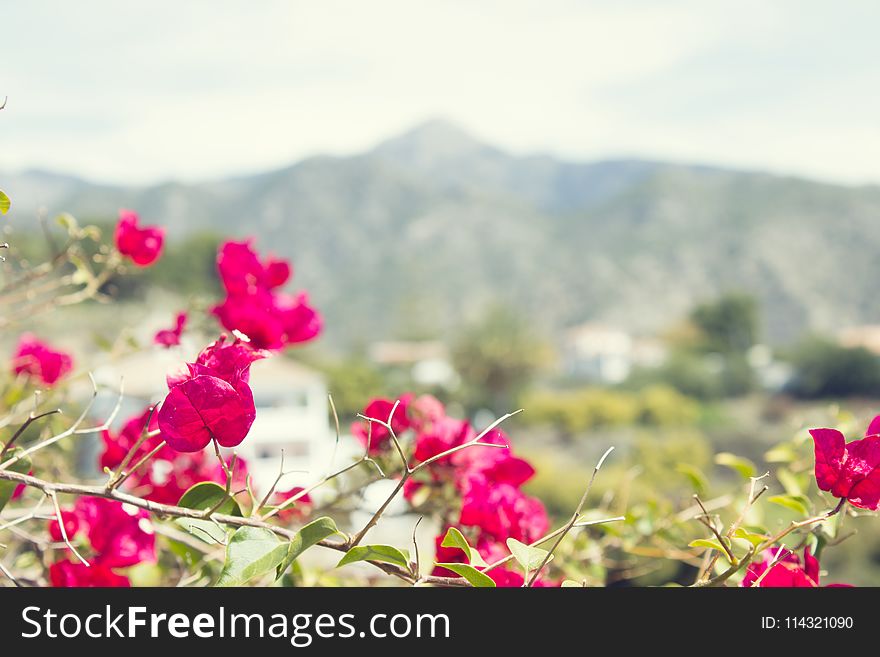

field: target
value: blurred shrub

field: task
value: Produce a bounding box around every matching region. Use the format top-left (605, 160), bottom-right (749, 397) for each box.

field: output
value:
top-left (689, 292), bottom-right (759, 355)
top-left (520, 384), bottom-right (700, 433)
top-left (785, 336), bottom-right (880, 398)
top-left (626, 351), bottom-right (755, 400)
top-left (637, 385), bottom-right (701, 426)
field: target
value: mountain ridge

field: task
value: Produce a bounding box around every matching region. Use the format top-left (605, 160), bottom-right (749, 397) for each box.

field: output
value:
top-left (4, 120), bottom-right (880, 348)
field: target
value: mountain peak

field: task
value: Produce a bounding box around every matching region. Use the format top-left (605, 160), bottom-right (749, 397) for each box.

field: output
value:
top-left (371, 119), bottom-right (498, 168)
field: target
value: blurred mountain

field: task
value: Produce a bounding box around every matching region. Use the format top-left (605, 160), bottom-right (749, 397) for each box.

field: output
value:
top-left (5, 119), bottom-right (880, 347)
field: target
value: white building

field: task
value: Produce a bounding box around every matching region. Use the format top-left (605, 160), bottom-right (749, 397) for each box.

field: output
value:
top-left (368, 340), bottom-right (457, 387)
top-left (562, 322), bottom-right (667, 384)
top-left (238, 356), bottom-right (336, 492)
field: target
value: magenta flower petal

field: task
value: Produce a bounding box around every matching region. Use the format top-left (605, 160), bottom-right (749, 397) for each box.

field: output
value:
top-left (212, 240), bottom-right (321, 350)
top-left (809, 428), bottom-right (849, 497)
top-left (810, 425), bottom-right (880, 510)
top-left (159, 375), bottom-right (255, 452)
top-left (11, 333), bottom-right (73, 386)
top-left (114, 209), bottom-right (164, 267)
top-left (73, 497), bottom-right (156, 569)
top-left (50, 561), bottom-right (130, 587)
top-left (153, 312), bottom-right (187, 348)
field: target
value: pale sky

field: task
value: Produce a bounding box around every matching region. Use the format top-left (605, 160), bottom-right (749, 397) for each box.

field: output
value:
top-left (2, 0), bottom-right (878, 185)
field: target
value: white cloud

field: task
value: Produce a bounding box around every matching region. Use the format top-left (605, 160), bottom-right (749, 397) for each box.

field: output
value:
top-left (0, 0), bottom-right (878, 184)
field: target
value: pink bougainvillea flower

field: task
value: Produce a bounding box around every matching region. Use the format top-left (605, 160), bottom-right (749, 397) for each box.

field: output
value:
top-left (159, 372), bottom-right (256, 451)
top-left (272, 486), bottom-right (313, 522)
top-left (49, 561), bottom-right (130, 588)
top-left (459, 479), bottom-right (549, 544)
top-left (402, 478), bottom-right (426, 503)
top-left (810, 417), bottom-right (880, 510)
top-left (11, 333), bottom-right (73, 386)
top-left (153, 312), bottom-right (187, 348)
top-left (99, 407), bottom-right (161, 472)
top-left (212, 289), bottom-right (321, 351)
top-left (48, 510), bottom-right (81, 543)
top-left (413, 416), bottom-right (474, 464)
top-left (742, 547), bottom-right (851, 588)
top-left (217, 240), bottom-right (290, 295)
top-left (351, 395), bottom-right (414, 455)
top-left (159, 335), bottom-right (265, 452)
top-left (451, 428), bottom-right (535, 489)
top-left (114, 209), bottom-right (165, 267)
top-left (190, 333), bottom-right (266, 385)
top-left (407, 394), bottom-right (447, 433)
top-left (74, 497), bottom-right (156, 568)
top-left (47, 497), bottom-right (156, 587)
top-left (211, 239), bottom-right (321, 350)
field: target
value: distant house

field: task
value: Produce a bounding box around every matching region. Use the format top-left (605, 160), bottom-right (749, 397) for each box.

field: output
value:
top-left (93, 349), bottom-right (335, 493)
top-left (368, 340), bottom-right (457, 387)
top-left (562, 322), bottom-right (666, 384)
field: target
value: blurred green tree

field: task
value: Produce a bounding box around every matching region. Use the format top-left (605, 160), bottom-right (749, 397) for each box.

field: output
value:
top-left (786, 336), bottom-right (880, 398)
top-left (689, 292), bottom-right (759, 354)
top-left (451, 305), bottom-right (551, 414)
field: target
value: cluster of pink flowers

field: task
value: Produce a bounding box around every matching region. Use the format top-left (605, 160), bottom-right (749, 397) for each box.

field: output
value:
top-left (352, 395), bottom-right (550, 586)
top-left (810, 415), bottom-right (880, 510)
top-left (211, 240), bottom-right (321, 351)
top-left (10, 334), bottom-right (73, 387)
top-left (114, 209), bottom-right (164, 267)
top-left (742, 547), bottom-right (850, 588)
top-left (158, 334), bottom-right (266, 452)
top-left (48, 497), bottom-right (156, 587)
top-left (100, 405), bottom-right (247, 505)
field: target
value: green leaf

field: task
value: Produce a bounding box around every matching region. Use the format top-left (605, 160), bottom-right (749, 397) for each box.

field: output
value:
top-left (767, 494), bottom-right (811, 517)
top-left (435, 563), bottom-right (495, 587)
top-left (0, 190), bottom-right (10, 215)
top-left (0, 448), bottom-right (32, 512)
top-left (276, 517), bottom-right (341, 579)
top-left (715, 452), bottom-right (757, 479)
top-left (675, 463), bottom-right (708, 494)
top-left (776, 468), bottom-right (803, 496)
top-left (336, 544), bottom-right (411, 570)
top-left (732, 527), bottom-right (770, 547)
top-left (506, 538), bottom-right (552, 571)
top-left (561, 579), bottom-right (584, 588)
top-left (178, 481), bottom-right (242, 516)
top-left (688, 538), bottom-right (726, 552)
top-left (216, 527), bottom-right (289, 587)
top-left (440, 527), bottom-right (487, 567)
top-left (174, 518), bottom-right (228, 544)
top-left (764, 443), bottom-right (797, 464)
top-left (166, 536), bottom-right (204, 567)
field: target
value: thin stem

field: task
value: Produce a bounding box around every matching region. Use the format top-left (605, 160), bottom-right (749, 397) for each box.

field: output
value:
top-left (526, 446), bottom-right (615, 586)
top-left (0, 374), bottom-right (124, 472)
top-left (113, 441), bottom-right (167, 489)
top-left (48, 491), bottom-right (89, 567)
top-left (1, 409), bottom-right (62, 459)
top-left (106, 406), bottom-right (156, 490)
